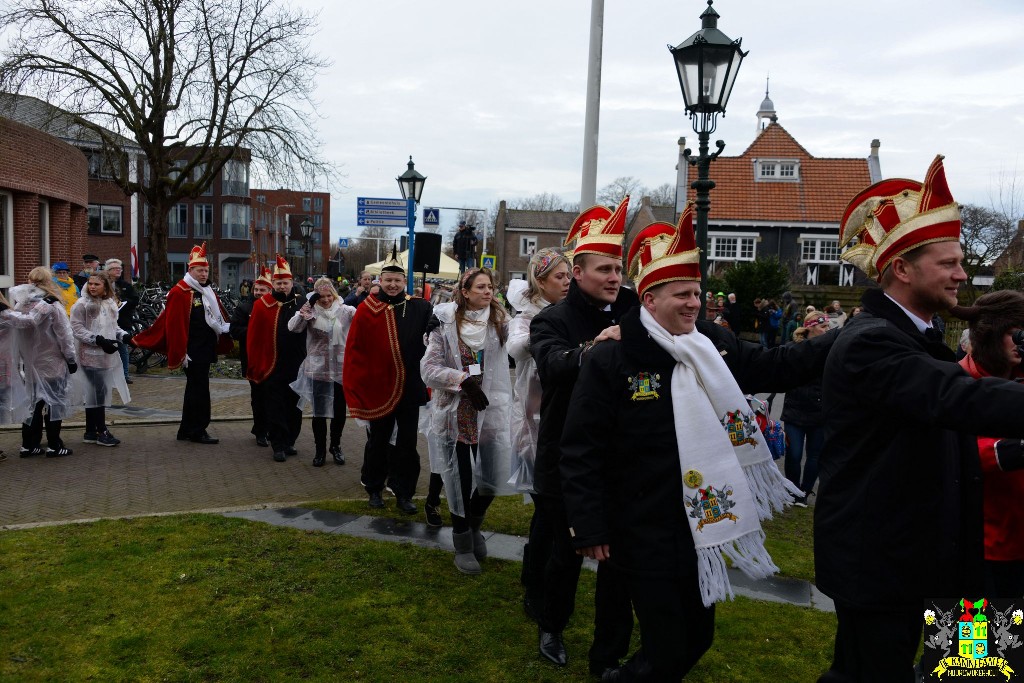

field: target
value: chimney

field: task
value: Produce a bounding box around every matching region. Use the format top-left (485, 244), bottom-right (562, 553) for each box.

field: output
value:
top-left (868, 139), bottom-right (882, 183)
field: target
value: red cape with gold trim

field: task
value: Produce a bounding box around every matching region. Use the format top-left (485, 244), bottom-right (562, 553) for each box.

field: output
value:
top-left (133, 280), bottom-right (233, 369)
top-left (245, 292), bottom-right (285, 383)
top-left (342, 294), bottom-right (405, 420)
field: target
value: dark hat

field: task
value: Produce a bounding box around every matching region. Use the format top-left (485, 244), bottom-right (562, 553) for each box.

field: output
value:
top-left (82, 253), bottom-right (100, 262)
top-left (458, 220), bottom-right (467, 227)
top-left (381, 242), bottom-right (405, 274)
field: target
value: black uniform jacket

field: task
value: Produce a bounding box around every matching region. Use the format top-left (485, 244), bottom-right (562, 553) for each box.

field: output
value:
top-left (560, 306), bottom-right (836, 578)
top-left (380, 291), bottom-right (433, 407)
top-left (815, 288), bottom-right (1024, 609)
top-left (268, 290), bottom-right (306, 383)
top-left (229, 298), bottom-right (255, 376)
top-left (530, 279), bottom-right (639, 498)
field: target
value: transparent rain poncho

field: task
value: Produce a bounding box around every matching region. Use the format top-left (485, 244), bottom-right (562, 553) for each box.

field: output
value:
top-left (0, 311), bottom-right (28, 425)
top-left (420, 302), bottom-right (515, 518)
top-left (505, 282), bottom-right (550, 494)
top-left (7, 284), bottom-right (78, 423)
top-left (69, 291), bottom-right (131, 408)
top-left (287, 299), bottom-right (356, 418)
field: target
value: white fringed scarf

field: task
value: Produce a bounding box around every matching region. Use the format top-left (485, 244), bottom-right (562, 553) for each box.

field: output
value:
top-left (640, 307), bottom-right (801, 606)
top-left (183, 273), bottom-right (229, 336)
top-left (312, 300), bottom-right (346, 347)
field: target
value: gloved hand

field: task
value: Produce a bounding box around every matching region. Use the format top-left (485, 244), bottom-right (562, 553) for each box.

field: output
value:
top-left (43, 295), bottom-right (59, 305)
top-left (67, 361), bottom-right (78, 374)
top-left (307, 292), bottom-right (321, 307)
top-left (461, 377), bottom-right (489, 411)
top-left (120, 334), bottom-right (134, 348)
top-left (95, 335), bottom-right (120, 354)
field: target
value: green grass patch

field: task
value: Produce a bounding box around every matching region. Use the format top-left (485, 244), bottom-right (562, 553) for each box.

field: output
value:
top-left (0, 514), bottom-right (832, 682)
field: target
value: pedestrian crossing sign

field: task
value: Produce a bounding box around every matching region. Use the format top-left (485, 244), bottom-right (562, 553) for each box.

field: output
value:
top-left (481, 254), bottom-right (495, 269)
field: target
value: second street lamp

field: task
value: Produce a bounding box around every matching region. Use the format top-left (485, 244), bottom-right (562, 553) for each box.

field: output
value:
top-left (300, 217), bottom-right (315, 280)
top-left (396, 156), bottom-right (427, 294)
top-left (668, 0), bottom-right (747, 308)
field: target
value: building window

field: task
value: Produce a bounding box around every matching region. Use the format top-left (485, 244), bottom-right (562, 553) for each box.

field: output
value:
top-left (221, 159), bottom-right (249, 197)
top-left (800, 236), bottom-right (840, 263)
top-left (312, 197), bottom-right (323, 213)
top-left (193, 163), bottom-right (212, 196)
top-left (519, 235), bottom-right (538, 257)
top-left (302, 197), bottom-right (312, 212)
top-left (88, 205), bottom-right (123, 235)
top-left (312, 214), bottom-right (322, 228)
top-left (709, 233), bottom-right (757, 262)
top-left (0, 192), bottom-right (11, 287)
top-left (168, 204), bottom-right (188, 238)
top-left (509, 271), bottom-right (526, 281)
top-left (222, 203), bottom-right (250, 240)
top-left (86, 150), bottom-right (118, 179)
top-left (756, 159), bottom-right (800, 182)
top-left (255, 194), bottom-right (266, 204)
top-left (194, 204), bottom-right (213, 238)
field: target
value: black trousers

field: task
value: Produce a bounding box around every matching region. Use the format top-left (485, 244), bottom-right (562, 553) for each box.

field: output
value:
top-left (23, 401), bottom-right (62, 449)
top-left (361, 398), bottom-right (420, 500)
top-left (311, 381), bottom-right (347, 452)
top-left (523, 493), bottom-right (554, 616)
top-left (819, 602), bottom-right (921, 683)
top-left (260, 379), bottom-right (302, 452)
top-left (249, 380), bottom-right (267, 438)
top-left (626, 573), bottom-right (715, 681)
top-left (985, 559), bottom-right (1024, 598)
top-left (536, 494), bottom-right (633, 668)
top-left (179, 362), bottom-right (211, 438)
top-left (449, 441), bottom-right (494, 534)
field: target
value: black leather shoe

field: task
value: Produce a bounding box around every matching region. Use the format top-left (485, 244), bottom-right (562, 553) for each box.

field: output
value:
top-left (590, 662), bottom-right (616, 678)
top-left (176, 433), bottom-right (191, 441)
top-left (273, 450), bottom-right (287, 462)
top-left (312, 451), bottom-right (326, 467)
top-left (330, 445), bottom-right (345, 465)
top-left (284, 446), bottom-right (298, 456)
top-left (189, 432), bottom-right (219, 444)
top-left (255, 435), bottom-right (269, 448)
top-left (600, 652), bottom-right (652, 682)
top-left (368, 492), bottom-right (385, 509)
top-left (396, 498), bottom-right (417, 515)
top-left (538, 628), bottom-right (567, 666)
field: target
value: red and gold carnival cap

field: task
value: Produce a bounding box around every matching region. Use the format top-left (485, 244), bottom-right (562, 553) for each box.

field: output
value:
top-left (187, 242), bottom-right (209, 268)
top-left (563, 195), bottom-right (630, 260)
top-left (272, 254), bottom-right (292, 280)
top-left (255, 265), bottom-right (273, 287)
top-left (839, 155), bottom-right (961, 281)
top-left (627, 201), bottom-right (700, 296)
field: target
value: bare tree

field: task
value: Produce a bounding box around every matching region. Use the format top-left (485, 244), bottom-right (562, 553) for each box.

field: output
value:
top-left (510, 192), bottom-right (578, 213)
top-left (597, 176), bottom-right (644, 206)
top-left (648, 183), bottom-right (676, 207)
top-left (959, 203), bottom-right (1016, 302)
top-left (0, 0), bottom-right (334, 282)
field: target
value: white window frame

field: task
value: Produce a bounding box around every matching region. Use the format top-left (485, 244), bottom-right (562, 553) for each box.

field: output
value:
top-left (798, 234), bottom-right (841, 264)
top-left (708, 232), bottom-right (757, 262)
top-left (221, 159), bottom-right (249, 197)
top-left (168, 203), bottom-right (188, 238)
top-left (0, 191), bottom-right (13, 289)
top-left (222, 203), bottom-right (250, 240)
top-left (38, 199), bottom-right (50, 265)
top-left (755, 158), bottom-right (800, 183)
top-left (88, 204), bottom-right (123, 235)
top-left (519, 235), bottom-right (538, 257)
top-left (509, 271), bottom-right (527, 281)
top-left (194, 204), bottom-right (213, 239)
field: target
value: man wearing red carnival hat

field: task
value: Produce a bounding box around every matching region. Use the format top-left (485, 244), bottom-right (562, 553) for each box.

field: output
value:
top-left (815, 156), bottom-right (1024, 682)
top-left (134, 242), bottom-right (233, 444)
top-left (246, 255), bottom-right (307, 462)
top-left (559, 203), bottom-right (835, 681)
top-left (230, 265), bottom-right (274, 447)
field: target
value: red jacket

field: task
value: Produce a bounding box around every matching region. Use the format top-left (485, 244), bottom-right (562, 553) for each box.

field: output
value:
top-left (959, 354), bottom-right (1024, 561)
top-left (133, 280), bottom-right (232, 369)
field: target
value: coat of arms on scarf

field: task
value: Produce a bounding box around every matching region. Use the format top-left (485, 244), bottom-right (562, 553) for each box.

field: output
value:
top-left (922, 599), bottom-right (1024, 680)
top-left (628, 371), bottom-right (661, 401)
top-left (721, 409), bottom-right (758, 448)
top-left (685, 485), bottom-right (739, 531)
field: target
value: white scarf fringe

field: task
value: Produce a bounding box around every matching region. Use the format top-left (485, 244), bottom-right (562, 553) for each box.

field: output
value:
top-left (697, 529), bottom-right (780, 605)
top-left (183, 273), bottom-right (228, 337)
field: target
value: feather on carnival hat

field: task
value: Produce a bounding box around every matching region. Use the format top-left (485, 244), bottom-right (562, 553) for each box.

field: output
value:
top-left (255, 265), bottom-right (273, 287)
top-left (564, 195), bottom-right (630, 260)
top-left (627, 201), bottom-right (701, 297)
top-left (188, 242), bottom-right (209, 268)
top-left (381, 242), bottom-right (405, 274)
top-left (272, 254), bottom-right (293, 280)
top-left (839, 155), bottom-right (961, 281)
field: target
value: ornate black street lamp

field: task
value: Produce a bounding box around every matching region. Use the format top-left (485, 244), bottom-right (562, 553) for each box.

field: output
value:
top-left (669, 0), bottom-right (747, 304)
top-left (396, 156), bottom-right (427, 294)
top-left (300, 217), bottom-right (315, 279)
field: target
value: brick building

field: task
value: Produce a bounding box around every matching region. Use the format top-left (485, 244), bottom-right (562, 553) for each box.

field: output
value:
top-left (492, 204), bottom-right (576, 285)
top-left (0, 115), bottom-right (89, 290)
top-left (250, 188), bottom-right (331, 280)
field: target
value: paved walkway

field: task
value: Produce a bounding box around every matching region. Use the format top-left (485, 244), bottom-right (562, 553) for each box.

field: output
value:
top-left (1, 375), bottom-right (832, 612)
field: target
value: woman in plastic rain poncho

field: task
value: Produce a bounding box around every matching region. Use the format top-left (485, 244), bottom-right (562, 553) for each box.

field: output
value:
top-left (0, 289), bottom-right (29, 462)
top-left (505, 247), bottom-right (571, 619)
top-left (6, 266), bottom-right (79, 457)
top-left (288, 278), bottom-right (356, 467)
top-left (69, 272), bottom-right (133, 447)
top-left (420, 268), bottom-right (514, 575)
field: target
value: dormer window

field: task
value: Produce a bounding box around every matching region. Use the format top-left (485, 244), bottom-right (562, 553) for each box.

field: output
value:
top-left (756, 159), bottom-right (800, 182)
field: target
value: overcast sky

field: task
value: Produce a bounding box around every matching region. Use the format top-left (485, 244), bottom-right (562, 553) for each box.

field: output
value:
top-left (293, 0), bottom-right (1024, 245)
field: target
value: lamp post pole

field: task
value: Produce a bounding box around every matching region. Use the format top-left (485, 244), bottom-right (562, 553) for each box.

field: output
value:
top-left (300, 218), bottom-right (314, 280)
top-left (669, 0), bottom-right (747, 315)
top-left (396, 156), bottom-right (427, 295)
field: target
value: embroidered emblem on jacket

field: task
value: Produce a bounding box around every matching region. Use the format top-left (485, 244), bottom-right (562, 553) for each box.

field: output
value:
top-left (721, 409), bottom-right (758, 447)
top-left (628, 371), bottom-right (661, 401)
top-left (685, 485), bottom-right (738, 531)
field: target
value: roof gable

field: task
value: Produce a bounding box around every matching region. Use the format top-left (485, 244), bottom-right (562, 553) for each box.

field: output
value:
top-left (504, 208), bottom-right (576, 232)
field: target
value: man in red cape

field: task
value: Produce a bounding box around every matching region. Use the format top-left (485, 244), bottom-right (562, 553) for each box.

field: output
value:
top-left (133, 243), bottom-right (232, 443)
top-left (246, 255), bottom-right (306, 462)
top-left (344, 245), bottom-right (432, 513)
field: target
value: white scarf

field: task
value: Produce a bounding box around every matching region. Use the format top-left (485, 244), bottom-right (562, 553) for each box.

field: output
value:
top-left (312, 299), bottom-right (345, 347)
top-left (639, 307), bottom-right (800, 606)
top-left (183, 273), bottom-right (229, 336)
top-left (459, 307), bottom-right (489, 353)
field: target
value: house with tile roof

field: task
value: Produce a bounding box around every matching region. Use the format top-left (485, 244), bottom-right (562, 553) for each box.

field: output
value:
top-left (492, 201), bottom-right (577, 284)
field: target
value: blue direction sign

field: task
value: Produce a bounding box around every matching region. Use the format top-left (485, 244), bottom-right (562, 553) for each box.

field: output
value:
top-left (357, 197), bottom-right (413, 228)
top-left (423, 208), bottom-right (440, 226)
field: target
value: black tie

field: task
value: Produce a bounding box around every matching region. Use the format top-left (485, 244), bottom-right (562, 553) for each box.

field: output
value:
top-left (924, 327), bottom-right (944, 343)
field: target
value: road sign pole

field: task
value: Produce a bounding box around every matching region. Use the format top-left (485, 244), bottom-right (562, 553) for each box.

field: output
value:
top-left (406, 199), bottom-right (416, 295)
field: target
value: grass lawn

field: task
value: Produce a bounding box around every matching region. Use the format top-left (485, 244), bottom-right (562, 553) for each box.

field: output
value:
top-left (0, 511), bottom-right (834, 682)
